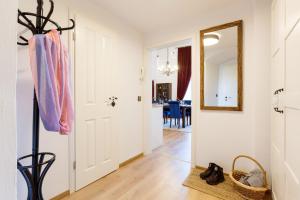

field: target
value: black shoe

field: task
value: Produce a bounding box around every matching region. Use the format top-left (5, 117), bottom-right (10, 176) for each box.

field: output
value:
top-left (200, 163), bottom-right (216, 180)
top-left (206, 165), bottom-right (225, 185)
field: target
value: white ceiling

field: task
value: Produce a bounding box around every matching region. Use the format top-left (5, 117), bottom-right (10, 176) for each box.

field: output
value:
top-left (91, 0), bottom-right (239, 33)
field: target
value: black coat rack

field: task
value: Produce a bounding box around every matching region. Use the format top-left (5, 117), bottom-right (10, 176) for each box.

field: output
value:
top-left (17, 0), bottom-right (75, 199)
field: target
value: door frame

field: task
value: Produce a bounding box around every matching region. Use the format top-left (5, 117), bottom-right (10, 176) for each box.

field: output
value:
top-left (68, 10), bottom-right (76, 193)
top-left (142, 35), bottom-right (197, 167)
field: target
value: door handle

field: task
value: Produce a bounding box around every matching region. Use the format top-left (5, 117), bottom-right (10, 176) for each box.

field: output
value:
top-left (274, 107), bottom-right (283, 114)
top-left (273, 88), bottom-right (284, 114)
top-left (274, 88), bottom-right (284, 95)
top-left (109, 96), bottom-right (118, 107)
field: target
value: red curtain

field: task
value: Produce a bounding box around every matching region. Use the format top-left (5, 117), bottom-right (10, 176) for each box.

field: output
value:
top-left (177, 46), bottom-right (191, 100)
top-left (152, 80), bottom-right (154, 99)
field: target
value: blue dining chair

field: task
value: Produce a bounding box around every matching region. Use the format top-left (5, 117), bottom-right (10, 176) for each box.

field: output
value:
top-left (183, 100), bottom-right (192, 125)
top-left (163, 107), bottom-right (170, 124)
top-left (168, 101), bottom-right (182, 128)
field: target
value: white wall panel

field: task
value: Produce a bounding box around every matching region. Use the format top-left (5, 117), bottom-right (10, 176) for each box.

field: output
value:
top-left (0, 0), bottom-right (17, 199)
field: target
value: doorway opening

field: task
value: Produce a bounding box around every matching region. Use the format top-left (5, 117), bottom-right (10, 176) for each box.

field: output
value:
top-left (149, 39), bottom-right (193, 163)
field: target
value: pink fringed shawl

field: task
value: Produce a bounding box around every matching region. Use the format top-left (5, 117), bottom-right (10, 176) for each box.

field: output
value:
top-left (29, 30), bottom-right (73, 135)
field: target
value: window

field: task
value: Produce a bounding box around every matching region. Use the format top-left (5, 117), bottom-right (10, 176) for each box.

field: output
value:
top-left (183, 80), bottom-right (192, 100)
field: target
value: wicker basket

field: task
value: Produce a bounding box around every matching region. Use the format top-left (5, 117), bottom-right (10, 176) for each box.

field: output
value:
top-left (229, 155), bottom-right (268, 200)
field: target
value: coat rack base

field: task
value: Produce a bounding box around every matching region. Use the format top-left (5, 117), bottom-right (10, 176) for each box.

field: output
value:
top-left (17, 152), bottom-right (56, 200)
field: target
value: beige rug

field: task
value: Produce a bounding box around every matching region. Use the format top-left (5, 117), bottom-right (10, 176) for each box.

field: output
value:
top-left (183, 168), bottom-right (272, 200)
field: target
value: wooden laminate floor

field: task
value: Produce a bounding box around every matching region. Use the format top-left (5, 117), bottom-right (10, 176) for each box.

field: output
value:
top-left (63, 129), bottom-right (221, 200)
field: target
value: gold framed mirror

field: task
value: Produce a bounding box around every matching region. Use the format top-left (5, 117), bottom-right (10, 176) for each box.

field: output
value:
top-left (200, 20), bottom-right (243, 111)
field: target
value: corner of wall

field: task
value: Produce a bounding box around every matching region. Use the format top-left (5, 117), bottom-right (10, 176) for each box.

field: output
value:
top-left (0, 0), bottom-right (18, 199)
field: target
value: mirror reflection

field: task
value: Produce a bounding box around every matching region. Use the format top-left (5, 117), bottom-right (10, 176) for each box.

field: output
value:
top-left (200, 20), bottom-right (243, 111)
top-left (204, 27), bottom-right (238, 107)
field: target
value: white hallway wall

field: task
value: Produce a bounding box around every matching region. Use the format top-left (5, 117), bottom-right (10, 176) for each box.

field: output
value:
top-left (17, 0), bottom-right (144, 199)
top-left (0, 0), bottom-right (17, 199)
top-left (145, 0), bottom-right (271, 174)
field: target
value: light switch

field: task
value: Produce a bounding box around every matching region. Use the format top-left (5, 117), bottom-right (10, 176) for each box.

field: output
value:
top-left (138, 96), bottom-right (142, 102)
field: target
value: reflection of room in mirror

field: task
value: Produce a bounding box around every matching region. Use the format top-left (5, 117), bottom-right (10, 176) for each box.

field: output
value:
top-left (204, 26), bottom-right (238, 107)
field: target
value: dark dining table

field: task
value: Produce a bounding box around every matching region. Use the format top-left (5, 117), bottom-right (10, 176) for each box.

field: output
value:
top-left (163, 103), bottom-right (191, 128)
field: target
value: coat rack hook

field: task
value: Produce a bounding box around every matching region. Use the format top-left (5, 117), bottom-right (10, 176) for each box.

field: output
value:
top-left (59, 19), bottom-right (75, 32)
top-left (18, 9), bottom-right (36, 34)
top-left (40, 0), bottom-right (54, 31)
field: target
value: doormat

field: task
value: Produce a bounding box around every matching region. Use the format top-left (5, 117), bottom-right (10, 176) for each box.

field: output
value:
top-left (183, 168), bottom-right (272, 200)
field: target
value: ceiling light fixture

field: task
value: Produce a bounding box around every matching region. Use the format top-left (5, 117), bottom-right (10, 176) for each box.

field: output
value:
top-left (157, 48), bottom-right (179, 76)
top-left (203, 33), bottom-right (220, 46)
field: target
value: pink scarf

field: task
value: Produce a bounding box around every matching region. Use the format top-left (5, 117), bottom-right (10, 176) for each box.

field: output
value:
top-left (29, 30), bottom-right (73, 135)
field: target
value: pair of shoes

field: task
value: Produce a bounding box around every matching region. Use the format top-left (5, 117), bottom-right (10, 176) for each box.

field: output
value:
top-left (199, 163), bottom-right (225, 185)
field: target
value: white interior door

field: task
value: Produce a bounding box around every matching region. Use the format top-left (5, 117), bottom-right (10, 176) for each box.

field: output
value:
top-left (271, 0), bottom-right (300, 199)
top-left (75, 14), bottom-right (118, 190)
top-left (283, 12), bottom-right (300, 200)
top-left (217, 61), bottom-right (237, 106)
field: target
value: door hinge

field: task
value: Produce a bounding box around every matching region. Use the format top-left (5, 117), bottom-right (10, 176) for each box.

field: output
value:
top-left (73, 161), bottom-right (76, 170)
top-left (72, 31), bottom-right (76, 41)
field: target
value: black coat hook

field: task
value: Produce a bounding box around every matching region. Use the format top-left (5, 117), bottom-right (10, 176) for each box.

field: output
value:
top-left (17, 36), bottom-right (29, 46)
top-left (59, 19), bottom-right (75, 31)
top-left (40, 0), bottom-right (54, 31)
top-left (20, 12), bottom-right (61, 30)
top-left (18, 12), bottom-right (75, 45)
top-left (18, 10), bottom-right (36, 34)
